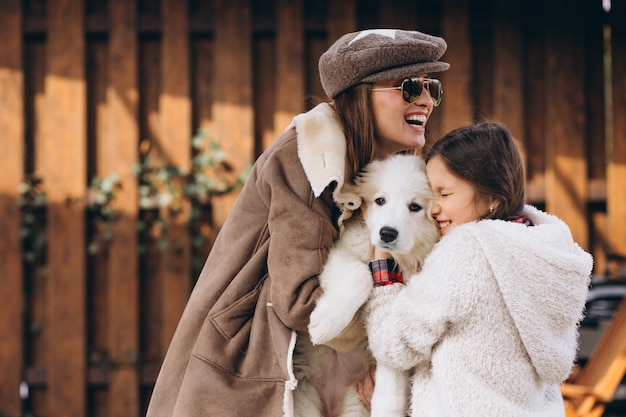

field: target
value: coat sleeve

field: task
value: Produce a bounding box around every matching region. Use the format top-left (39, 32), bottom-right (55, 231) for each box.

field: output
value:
top-left (365, 231), bottom-right (482, 370)
top-left (256, 138), bottom-right (339, 332)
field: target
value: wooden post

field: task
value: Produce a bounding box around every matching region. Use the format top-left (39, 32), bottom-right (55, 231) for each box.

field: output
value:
top-left (544, 0), bottom-right (588, 248)
top-left (102, 0), bottom-right (140, 415)
top-left (492, 1), bottom-right (524, 142)
top-left (0, 1), bottom-right (24, 416)
top-left (523, 0), bottom-right (547, 202)
top-left (212, 0), bottom-right (253, 227)
top-left (274, 0), bottom-right (305, 133)
top-left (440, 0), bottom-right (474, 134)
top-left (327, 0), bottom-right (357, 46)
top-left (378, 0), bottom-right (417, 30)
top-left (607, 0), bottom-right (626, 258)
top-left (43, 0), bottom-right (87, 415)
top-left (137, 38), bottom-right (163, 366)
top-left (159, 0), bottom-right (192, 351)
top-left (25, 36), bottom-right (48, 417)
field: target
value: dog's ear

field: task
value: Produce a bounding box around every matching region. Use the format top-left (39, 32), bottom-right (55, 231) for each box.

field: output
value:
top-left (333, 182), bottom-right (362, 212)
top-left (333, 182), bottom-right (364, 233)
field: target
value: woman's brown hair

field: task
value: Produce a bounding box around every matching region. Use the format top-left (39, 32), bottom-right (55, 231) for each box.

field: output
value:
top-left (423, 121), bottom-right (526, 220)
top-left (332, 83), bottom-right (376, 181)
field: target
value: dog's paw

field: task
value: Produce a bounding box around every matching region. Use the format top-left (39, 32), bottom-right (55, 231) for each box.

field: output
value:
top-left (309, 279), bottom-right (372, 345)
top-left (311, 251), bottom-right (374, 345)
top-left (308, 298), bottom-right (355, 345)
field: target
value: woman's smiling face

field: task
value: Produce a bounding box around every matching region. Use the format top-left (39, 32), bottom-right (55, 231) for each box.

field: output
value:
top-left (370, 76), bottom-right (435, 157)
top-left (426, 155), bottom-right (493, 235)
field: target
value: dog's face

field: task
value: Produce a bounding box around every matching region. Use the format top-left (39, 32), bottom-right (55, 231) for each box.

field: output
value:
top-left (355, 154), bottom-right (439, 256)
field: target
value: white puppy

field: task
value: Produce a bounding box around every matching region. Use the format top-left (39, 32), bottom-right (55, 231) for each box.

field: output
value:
top-left (293, 154), bottom-right (440, 417)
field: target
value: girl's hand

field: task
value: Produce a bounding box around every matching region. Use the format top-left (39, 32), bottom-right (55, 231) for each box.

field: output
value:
top-left (370, 249), bottom-right (403, 286)
top-left (374, 247), bottom-right (392, 259)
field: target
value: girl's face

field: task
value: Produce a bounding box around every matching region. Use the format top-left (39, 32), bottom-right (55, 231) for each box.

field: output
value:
top-left (370, 76), bottom-right (435, 157)
top-left (426, 155), bottom-right (493, 236)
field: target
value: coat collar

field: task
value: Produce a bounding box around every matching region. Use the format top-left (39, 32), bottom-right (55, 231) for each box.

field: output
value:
top-left (287, 103), bottom-right (361, 211)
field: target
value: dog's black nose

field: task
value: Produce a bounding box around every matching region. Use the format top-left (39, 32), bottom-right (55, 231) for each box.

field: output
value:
top-left (379, 227), bottom-right (398, 243)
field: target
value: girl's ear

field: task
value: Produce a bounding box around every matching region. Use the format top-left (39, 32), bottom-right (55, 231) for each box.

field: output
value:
top-left (487, 197), bottom-right (502, 216)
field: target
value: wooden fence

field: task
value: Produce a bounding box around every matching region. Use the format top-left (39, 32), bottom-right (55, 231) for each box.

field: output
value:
top-left (0, 0), bottom-right (624, 416)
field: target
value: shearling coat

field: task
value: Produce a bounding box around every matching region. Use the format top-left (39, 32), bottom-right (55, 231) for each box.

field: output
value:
top-left (146, 103), bottom-right (360, 417)
top-left (365, 205), bottom-right (593, 417)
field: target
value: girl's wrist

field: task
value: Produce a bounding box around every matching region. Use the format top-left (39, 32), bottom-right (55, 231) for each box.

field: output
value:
top-left (369, 258), bottom-right (403, 286)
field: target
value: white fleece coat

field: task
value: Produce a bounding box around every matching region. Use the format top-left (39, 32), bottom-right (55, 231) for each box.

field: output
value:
top-left (366, 205), bottom-right (592, 417)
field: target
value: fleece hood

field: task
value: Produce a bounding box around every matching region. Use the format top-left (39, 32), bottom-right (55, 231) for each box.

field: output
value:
top-left (468, 205), bottom-right (592, 383)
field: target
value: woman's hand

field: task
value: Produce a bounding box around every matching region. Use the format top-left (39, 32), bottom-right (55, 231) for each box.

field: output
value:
top-left (356, 365), bottom-right (376, 411)
top-left (374, 247), bottom-right (392, 259)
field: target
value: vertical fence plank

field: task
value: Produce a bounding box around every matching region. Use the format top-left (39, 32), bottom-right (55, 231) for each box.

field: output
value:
top-left (586, 3), bottom-right (608, 183)
top-left (274, 0), bottom-right (304, 133)
top-left (544, 0), bottom-right (588, 248)
top-left (86, 37), bottom-right (109, 417)
top-left (322, 0), bottom-right (357, 107)
top-left (138, 37), bottom-right (162, 368)
top-left (523, 0), bottom-right (546, 202)
top-left (0, 1), bottom-right (24, 416)
top-left (24, 36), bottom-right (48, 417)
top-left (158, 0), bottom-right (192, 352)
top-left (104, 0), bottom-right (140, 415)
top-left (327, 0), bottom-right (356, 45)
top-left (470, 0), bottom-right (493, 122)
top-left (378, 0), bottom-right (417, 29)
top-left (212, 0), bottom-right (253, 227)
top-left (43, 0), bottom-right (87, 415)
top-left (440, 0), bottom-right (474, 133)
top-left (192, 38), bottom-right (214, 132)
top-left (608, 1), bottom-right (626, 258)
top-left (492, 1), bottom-right (523, 141)
top-left (254, 33), bottom-right (277, 152)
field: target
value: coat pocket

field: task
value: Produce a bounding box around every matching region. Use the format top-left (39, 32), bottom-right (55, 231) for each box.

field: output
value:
top-left (209, 280), bottom-right (262, 340)
top-left (192, 275), bottom-right (287, 380)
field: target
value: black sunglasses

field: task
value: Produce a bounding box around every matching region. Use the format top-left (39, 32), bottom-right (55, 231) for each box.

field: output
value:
top-left (371, 77), bottom-right (443, 107)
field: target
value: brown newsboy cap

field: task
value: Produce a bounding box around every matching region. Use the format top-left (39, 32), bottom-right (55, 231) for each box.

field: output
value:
top-left (319, 29), bottom-right (450, 98)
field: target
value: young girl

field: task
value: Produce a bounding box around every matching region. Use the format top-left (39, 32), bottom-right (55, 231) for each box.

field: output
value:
top-left (146, 29), bottom-right (450, 417)
top-left (365, 122), bottom-right (592, 416)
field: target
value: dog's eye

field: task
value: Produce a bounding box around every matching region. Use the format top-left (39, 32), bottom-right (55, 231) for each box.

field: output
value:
top-left (409, 203), bottom-right (423, 212)
top-left (375, 197), bottom-right (385, 206)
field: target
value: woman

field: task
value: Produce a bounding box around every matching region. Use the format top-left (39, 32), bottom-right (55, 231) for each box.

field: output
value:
top-left (146, 29), bottom-right (450, 417)
top-left (365, 122), bottom-right (593, 416)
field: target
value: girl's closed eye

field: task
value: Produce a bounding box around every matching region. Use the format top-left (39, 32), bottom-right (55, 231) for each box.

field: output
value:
top-left (433, 187), bottom-right (450, 198)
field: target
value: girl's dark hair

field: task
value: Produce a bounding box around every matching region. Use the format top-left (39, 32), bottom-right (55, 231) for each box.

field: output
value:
top-left (423, 122), bottom-right (526, 220)
top-left (332, 83), bottom-right (376, 181)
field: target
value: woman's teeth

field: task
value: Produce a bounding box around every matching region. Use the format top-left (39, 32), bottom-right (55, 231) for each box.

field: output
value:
top-left (405, 114), bottom-right (426, 126)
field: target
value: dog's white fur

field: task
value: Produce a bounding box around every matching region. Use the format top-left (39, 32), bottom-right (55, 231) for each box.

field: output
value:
top-left (292, 154), bottom-right (440, 417)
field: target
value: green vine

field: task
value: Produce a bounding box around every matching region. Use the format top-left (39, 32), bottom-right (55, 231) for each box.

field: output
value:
top-left (134, 128), bottom-right (249, 211)
top-left (133, 128), bottom-right (250, 272)
top-left (18, 129), bottom-right (249, 274)
top-left (86, 174), bottom-right (122, 254)
top-left (18, 174), bottom-right (47, 269)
